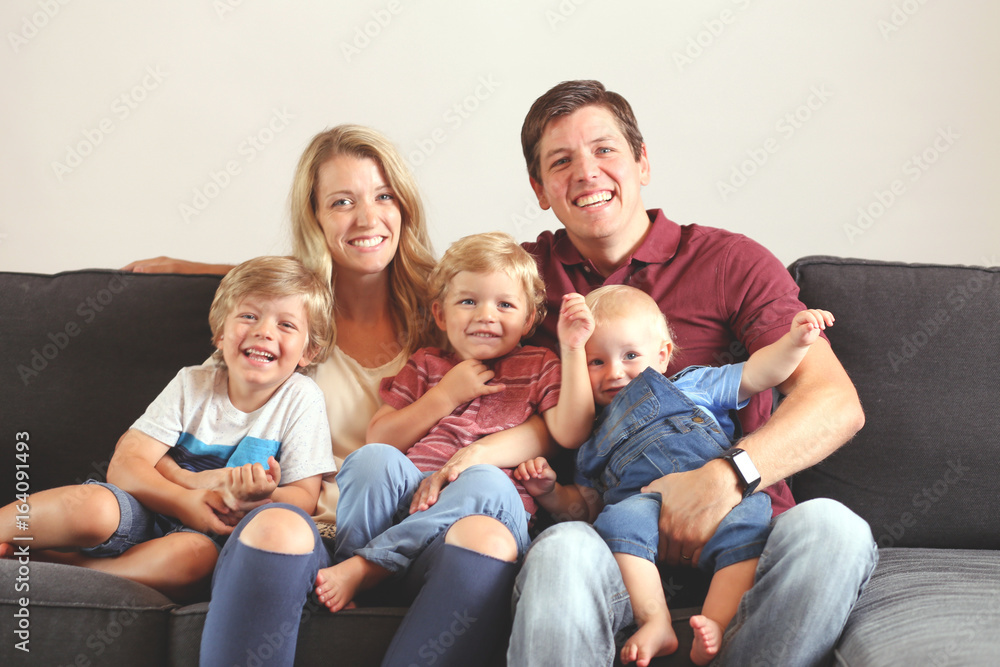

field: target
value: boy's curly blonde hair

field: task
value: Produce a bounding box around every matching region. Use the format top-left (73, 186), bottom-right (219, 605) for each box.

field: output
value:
top-left (429, 232), bottom-right (547, 337)
top-left (209, 256), bottom-right (333, 369)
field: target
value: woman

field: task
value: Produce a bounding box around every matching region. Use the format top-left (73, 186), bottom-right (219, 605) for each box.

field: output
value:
top-left (128, 125), bottom-right (550, 666)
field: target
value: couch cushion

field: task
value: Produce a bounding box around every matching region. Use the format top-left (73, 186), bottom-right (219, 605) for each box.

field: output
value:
top-left (834, 548), bottom-right (1000, 666)
top-left (788, 257), bottom-right (999, 549)
top-left (0, 270), bottom-right (221, 501)
top-left (0, 560), bottom-right (177, 666)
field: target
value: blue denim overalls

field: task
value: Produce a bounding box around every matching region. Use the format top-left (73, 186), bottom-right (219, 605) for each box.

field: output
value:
top-left (576, 366), bottom-right (772, 573)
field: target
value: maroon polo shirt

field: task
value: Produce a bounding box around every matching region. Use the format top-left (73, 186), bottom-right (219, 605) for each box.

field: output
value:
top-left (523, 209), bottom-right (804, 514)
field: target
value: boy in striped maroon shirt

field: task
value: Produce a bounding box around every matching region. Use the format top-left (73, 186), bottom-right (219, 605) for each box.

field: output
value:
top-left (314, 231), bottom-right (596, 613)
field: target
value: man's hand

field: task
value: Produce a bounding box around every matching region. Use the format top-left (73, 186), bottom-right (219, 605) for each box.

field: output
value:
top-left (641, 459), bottom-right (741, 566)
top-left (433, 359), bottom-right (505, 407)
top-left (514, 457), bottom-right (557, 498)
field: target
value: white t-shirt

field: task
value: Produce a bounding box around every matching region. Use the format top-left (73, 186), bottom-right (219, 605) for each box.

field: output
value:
top-left (310, 345), bottom-right (406, 525)
top-left (131, 364), bottom-right (336, 485)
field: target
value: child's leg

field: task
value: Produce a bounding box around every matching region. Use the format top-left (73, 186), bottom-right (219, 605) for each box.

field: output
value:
top-left (43, 531), bottom-right (219, 603)
top-left (616, 553), bottom-right (679, 667)
top-left (332, 444), bottom-right (426, 563)
top-left (353, 464), bottom-right (530, 574)
top-left (690, 558), bottom-right (757, 666)
top-left (318, 464), bottom-right (528, 612)
top-left (0, 483), bottom-right (120, 552)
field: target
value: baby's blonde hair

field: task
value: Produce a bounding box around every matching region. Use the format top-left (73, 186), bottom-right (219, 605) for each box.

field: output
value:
top-left (209, 256), bottom-right (334, 369)
top-left (585, 285), bottom-right (674, 346)
top-left (429, 232), bottom-right (547, 337)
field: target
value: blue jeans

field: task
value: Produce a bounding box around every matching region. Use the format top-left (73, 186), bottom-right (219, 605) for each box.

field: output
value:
top-left (509, 499), bottom-right (878, 666)
top-left (581, 367), bottom-right (771, 572)
top-left (335, 443), bottom-right (531, 573)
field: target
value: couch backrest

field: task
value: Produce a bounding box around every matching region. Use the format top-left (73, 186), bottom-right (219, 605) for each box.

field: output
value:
top-left (789, 256), bottom-right (999, 550)
top-left (0, 270), bottom-right (222, 501)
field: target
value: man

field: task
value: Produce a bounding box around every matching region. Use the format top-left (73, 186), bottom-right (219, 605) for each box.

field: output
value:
top-left (512, 80), bottom-right (877, 666)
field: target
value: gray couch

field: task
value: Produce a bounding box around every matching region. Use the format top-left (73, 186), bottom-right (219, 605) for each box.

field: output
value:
top-left (2, 256), bottom-right (998, 666)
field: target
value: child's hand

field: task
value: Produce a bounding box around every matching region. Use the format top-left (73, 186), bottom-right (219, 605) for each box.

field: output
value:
top-left (227, 456), bottom-right (281, 504)
top-left (434, 358), bottom-right (504, 407)
top-left (557, 293), bottom-right (595, 352)
top-left (178, 489), bottom-right (234, 536)
top-left (514, 457), bottom-right (557, 498)
top-left (790, 309), bottom-right (835, 347)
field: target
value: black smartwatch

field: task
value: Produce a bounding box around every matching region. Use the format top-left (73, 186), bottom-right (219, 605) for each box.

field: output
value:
top-left (721, 448), bottom-right (761, 498)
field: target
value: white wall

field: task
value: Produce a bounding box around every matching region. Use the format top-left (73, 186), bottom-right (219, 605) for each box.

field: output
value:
top-left (2, 0), bottom-right (997, 274)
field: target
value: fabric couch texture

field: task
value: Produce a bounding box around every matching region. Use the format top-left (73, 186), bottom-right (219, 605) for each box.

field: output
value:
top-left (1, 257), bottom-right (998, 666)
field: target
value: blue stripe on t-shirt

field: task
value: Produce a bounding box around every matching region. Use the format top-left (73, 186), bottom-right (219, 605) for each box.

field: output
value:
top-left (171, 433), bottom-right (280, 472)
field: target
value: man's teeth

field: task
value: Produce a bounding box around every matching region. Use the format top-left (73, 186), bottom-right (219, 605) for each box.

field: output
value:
top-left (575, 192), bottom-right (612, 207)
top-left (350, 236), bottom-right (384, 248)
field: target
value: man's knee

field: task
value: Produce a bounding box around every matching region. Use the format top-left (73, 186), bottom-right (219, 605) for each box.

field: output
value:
top-left (238, 507), bottom-right (316, 554)
top-left (773, 498), bottom-right (873, 550)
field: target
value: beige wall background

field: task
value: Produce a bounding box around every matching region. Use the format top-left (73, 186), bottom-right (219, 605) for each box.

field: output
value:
top-left (2, 0), bottom-right (997, 274)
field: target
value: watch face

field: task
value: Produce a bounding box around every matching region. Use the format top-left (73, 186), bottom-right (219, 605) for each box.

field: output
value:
top-left (732, 450), bottom-right (760, 484)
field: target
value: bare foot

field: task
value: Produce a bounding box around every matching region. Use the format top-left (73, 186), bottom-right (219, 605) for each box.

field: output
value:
top-left (0, 543), bottom-right (13, 558)
top-left (620, 617), bottom-right (678, 667)
top-left (314, 558), bottom-right (365, 612)
top-left (690, 614), bottom-right (724, 665)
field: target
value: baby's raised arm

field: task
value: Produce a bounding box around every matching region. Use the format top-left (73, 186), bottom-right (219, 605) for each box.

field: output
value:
top-left (542, 293), bottom-right (596, 449)
top-left (739, 309), bottom-right (835, 402)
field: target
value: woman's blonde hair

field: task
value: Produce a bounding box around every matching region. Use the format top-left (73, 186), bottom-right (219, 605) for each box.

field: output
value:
top-left (289, 124), bottom-right (439, 358)
top-left (209, 256), bottom-right (334, 369)
top-left (429, 231), bottom-right (547, 337)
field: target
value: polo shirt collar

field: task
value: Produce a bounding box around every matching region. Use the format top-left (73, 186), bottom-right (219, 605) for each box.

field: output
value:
top-left (551, 208), bottom-right (682, 268)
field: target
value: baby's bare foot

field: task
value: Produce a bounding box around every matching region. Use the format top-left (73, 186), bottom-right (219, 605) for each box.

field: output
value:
top-left (690, 614), bottom-right (724, 666)
top-left (0, 543), bottom-right (14, 558)
top-left (620, 617), bottom-right (678, 667)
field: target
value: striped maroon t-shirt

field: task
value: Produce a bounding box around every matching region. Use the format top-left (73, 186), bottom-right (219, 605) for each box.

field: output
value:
top-left (379, 345), bottom-right (562, 515)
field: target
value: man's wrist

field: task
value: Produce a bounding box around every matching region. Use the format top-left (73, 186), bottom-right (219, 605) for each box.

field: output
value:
top-left (720, 448), bottom-right (762, 498)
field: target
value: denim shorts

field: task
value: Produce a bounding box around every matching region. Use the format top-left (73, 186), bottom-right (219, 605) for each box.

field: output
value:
top-left (79, 479), bottom-right (224, 557)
